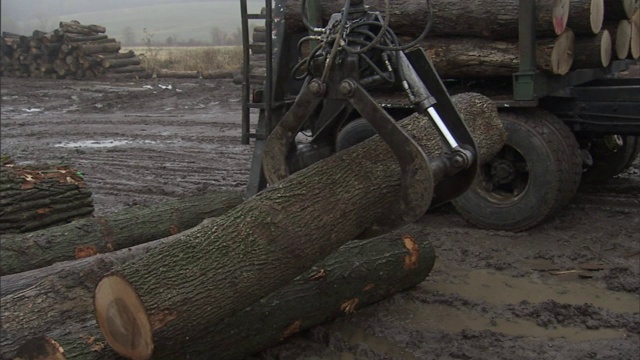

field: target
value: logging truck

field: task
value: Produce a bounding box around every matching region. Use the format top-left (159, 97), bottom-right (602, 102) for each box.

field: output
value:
top-left (240, 0), bottom-right (640, 231)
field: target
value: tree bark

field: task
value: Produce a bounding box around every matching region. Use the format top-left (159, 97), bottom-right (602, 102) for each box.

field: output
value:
top-left (0, 191), bottom-right (242, 275)
top-left (572, 29), bottom-right (613, 67)
top-left (412, 31), bottom-right (574, 78)
top-left (603, 0), bottom-right (636, 20)
top-left (100, 56), bottom-right (141, 68)
top-left (0, 164), bottom-right (93, 235)
top-left (59, 21), bottom-right (107, 35)
top-left (94, 50), bottom-right (136, 60)
top-left (64, 34), bottom-right (109, 43)
top-left (282, 0), bottom-right (570, 39)
top-left (149, 233), bottom-right (437, 360)
top-left (0, 220), bottom-right (207, 360)
top-left (92, 93), bottom-right (506, 359)
top-left (1, 224), bottom-right (433, 360)
top-left (40, 32), bottom-right (60, 45)
top-left (568, 0), bottom-right (605, 34)
top-left (61, 38), bottom-right (117, 53)
top-left (77, 42), bottom-right (121, 56)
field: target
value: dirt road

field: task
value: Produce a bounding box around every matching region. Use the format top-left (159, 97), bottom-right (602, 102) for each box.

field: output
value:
top-left (1, 76), bottom-right (638, 360)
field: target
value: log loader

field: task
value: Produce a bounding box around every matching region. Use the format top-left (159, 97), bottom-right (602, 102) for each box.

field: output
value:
top-left (240, 0), bottom-right (640, 232)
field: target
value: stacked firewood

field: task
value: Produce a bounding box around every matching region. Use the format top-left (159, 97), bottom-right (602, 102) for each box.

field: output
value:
top-left (287, 0), bottom-right (639, 78)
top-left (0, 20), bottom-right (146, 79)
top-left (0, 160), bottom-right (94, 235)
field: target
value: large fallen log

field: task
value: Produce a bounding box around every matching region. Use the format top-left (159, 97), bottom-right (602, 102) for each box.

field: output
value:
top-left (0, 219), bottom-right (211, 359)
top-left (135, 232), bottom-right (437, 360)
top-left (283, 0), bottom-right (570, 39)
top-left (0, 190), bottom-right (243, 275)
top-left (412, 30), bottom-right (575, 77)
top-left (59, 21), bottom-right (106, 35)
top-left (76, 42), bottom-right (121, 56)
top-left (92, 93), bottom-right (506, 359)
top-left (0, 163), bottom-right (93, 235)
top-left (0, 223), bottom-right (433, 360)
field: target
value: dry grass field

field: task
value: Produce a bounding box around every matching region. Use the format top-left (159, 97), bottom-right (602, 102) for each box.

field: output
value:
top-left (124, 46), bottom-right (243, 72)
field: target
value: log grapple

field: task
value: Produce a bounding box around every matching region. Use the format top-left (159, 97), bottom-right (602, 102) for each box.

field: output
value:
top-left (254, 0), bottom-right (478, 230)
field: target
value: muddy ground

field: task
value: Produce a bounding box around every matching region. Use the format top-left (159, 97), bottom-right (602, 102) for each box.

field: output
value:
top-left (1, 75), bottom-right (638, 360)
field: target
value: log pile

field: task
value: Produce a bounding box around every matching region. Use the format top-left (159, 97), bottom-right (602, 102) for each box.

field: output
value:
top-left (0, 160), bottom-right (94, 235)
top-left (1, 224), bottom-right (435, 360)
top-left (286, 0), bottom-right (639, 77)
top-left (0, 20), bottom-right (147, 79)
top-left (0, 92), bottom-right (506, 359)
top-left (0, 190), bottom-right (243, 275)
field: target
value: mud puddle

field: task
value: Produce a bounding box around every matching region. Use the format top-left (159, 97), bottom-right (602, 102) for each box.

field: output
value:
top-left (369, 303), bottom-right (626, 342)
top-left (307, 260), bottom-right (639, 359)
top-left (425, 266), bottom-right (639, 313)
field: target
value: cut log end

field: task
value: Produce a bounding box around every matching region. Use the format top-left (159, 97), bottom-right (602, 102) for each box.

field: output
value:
top-left (551, 29), bottom-right (575, 74)
top-left (632, 11), bottom-right (640, 59)
top-left (553, 0), bottom-right (571, 34)
top-left (616, 19), bottom-right (632, 59)
top-left (94, 274), bottom-right (153, 360)
top-left (601, 29), bottom-right (613, 66)
top-left (590, 0), bottom-right (605, 33)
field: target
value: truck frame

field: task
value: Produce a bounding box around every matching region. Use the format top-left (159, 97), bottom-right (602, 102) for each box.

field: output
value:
top-left (240, 0), bottom-right (640, 231)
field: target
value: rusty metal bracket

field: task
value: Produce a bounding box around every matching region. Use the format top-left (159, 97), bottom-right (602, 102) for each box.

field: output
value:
top-left (262, 79), bottom-right (325, 185)
top-left (340, 78), bottom-right (434, 226)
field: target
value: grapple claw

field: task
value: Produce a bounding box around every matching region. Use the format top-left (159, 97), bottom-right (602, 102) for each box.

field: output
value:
top-left (262, 80), bottom-right (324, 185)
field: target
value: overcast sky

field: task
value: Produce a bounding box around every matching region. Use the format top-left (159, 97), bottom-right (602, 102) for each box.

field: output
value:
top-left (1, 0), bottom-right (267, 43)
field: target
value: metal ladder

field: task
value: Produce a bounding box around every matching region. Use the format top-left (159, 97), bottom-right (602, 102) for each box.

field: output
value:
top-left (239, 0), bottom-right (273, 145)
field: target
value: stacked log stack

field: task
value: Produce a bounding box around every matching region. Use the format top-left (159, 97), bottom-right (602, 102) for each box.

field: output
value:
top-left (0, 92), bottom-right (506, 359)
top-left (0, 160), bottom-right (94, 236)
top-left (286, 0), bottom-right (638, 77)
top-left (0, 20), bottom-right (147, 79)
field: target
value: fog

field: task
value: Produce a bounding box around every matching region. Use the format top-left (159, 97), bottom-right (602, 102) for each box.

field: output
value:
top-left (1, 0), bottom-right (267, 45)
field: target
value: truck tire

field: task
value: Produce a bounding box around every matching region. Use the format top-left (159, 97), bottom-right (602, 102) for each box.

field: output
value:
top-left (533, 109), bottom-right (582, 212)
top-left (581, 135), bottom-right (640, 186)
top-left (623, 137), bottom-right (640, 170)
top-left (452, 109), bottom-right (582, 231)
top-left (335, 118), bottom-right (376, 152)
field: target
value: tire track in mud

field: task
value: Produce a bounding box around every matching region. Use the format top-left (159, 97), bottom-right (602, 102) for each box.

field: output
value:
top-left (55, 146), bottom-right (251, 215)
top-left (1, 78), bottom-right (253, 215)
